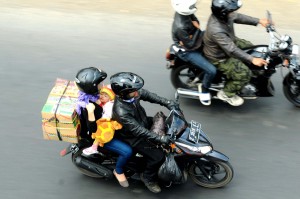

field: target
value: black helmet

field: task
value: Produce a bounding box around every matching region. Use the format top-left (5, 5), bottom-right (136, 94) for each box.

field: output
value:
top-left (110, 72), bottom-right (144, 99)
top-left (75, 67), bottom-right (107, 95)
top-left (211, 0), bottom-right (242, 21)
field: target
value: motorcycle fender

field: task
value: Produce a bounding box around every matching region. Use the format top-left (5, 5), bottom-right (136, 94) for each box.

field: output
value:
top-left (203, 150), bottom-right (229, 162)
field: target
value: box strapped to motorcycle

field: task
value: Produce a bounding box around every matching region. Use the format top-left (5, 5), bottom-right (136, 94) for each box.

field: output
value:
top-left (41, 78), bottom-right (80, 143)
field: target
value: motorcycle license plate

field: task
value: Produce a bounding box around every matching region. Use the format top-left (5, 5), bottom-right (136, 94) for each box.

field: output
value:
top-left (188, 120), bottom-right (201, 143)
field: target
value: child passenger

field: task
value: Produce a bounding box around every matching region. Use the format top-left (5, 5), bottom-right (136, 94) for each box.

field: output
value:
top-left (83, 85), bottom-right (122, 152)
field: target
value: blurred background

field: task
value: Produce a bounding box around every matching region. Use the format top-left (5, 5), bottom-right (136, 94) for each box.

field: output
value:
top-left (1, 1), bottom-right (300, 199)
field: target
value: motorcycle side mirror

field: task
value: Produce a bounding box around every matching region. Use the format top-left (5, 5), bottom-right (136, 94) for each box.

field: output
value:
top-left (266, 10), bottom-right (273, 24)
top-left (266, 10), bottom-right (275, 32)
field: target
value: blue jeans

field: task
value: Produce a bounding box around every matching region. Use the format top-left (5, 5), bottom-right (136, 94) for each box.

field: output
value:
top-left (178, 50), bottom-right (217, 90)
top-left (104, 138), bottom-right (132, 174)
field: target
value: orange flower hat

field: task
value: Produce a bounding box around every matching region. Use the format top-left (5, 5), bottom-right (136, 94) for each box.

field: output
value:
top-left (100, 85), bottom-right (115, 100)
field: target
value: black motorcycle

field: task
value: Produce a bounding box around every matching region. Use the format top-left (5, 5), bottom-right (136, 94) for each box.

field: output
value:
top-left (60, 103), bottom-right (234, 189)
top-left (165, 11), bottom-right (300, 107)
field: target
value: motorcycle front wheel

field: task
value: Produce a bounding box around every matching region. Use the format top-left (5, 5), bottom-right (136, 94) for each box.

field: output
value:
top-left (283, 72), bottom-right (300, 107)
top-left (170, 64), bottom-right (202, 89)
top-left (188, 160), bottom-right (234, 188)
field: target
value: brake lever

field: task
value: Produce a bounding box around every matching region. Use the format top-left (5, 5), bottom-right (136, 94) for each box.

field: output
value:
top-left (264, 57), bottom-right (270, 70)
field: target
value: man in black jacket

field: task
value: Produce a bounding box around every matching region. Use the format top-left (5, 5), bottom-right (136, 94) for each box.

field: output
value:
top-left (110, 72), bottom-right (177, 193)
top-left (203, 0), bottom-right (269, 106)
top-left (171, 0), bottom-right (217, 106)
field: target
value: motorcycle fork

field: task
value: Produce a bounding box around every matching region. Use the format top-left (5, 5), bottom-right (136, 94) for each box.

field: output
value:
top-left (195, 159), bottom-right (218, 181)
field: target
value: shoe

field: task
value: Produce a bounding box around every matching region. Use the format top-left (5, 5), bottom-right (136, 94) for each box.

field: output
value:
top-left (198, 84), bottom-right (211, 106)
top-left (217, 90), bottom-right (244, 106)
top-left (140, 174), bottom-right (161, 193)
top-left (113, 170), bottom-right (129, 188)
top-left (187, 77), bottom-right (200, 88)
top-left (82, 146), bottom-right (98, 156)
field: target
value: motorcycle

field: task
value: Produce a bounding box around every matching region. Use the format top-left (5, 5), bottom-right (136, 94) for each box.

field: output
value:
top-left (165, 11), bottom-right (300, 107)
top-left (60, 100), bottom-right (234, 189)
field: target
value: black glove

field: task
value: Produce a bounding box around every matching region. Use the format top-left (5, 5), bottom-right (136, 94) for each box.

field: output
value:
top-left (166, 100), bottom-right (180, 110)
top-left (159, 135), bottom-right (173, 145)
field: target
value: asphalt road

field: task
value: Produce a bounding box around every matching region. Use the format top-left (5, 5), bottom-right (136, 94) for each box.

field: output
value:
top-left (1, 1), bottom-right (300, 199)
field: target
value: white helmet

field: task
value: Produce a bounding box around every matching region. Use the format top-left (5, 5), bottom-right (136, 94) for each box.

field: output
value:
top-left (171, 0), bottom-right (198, 16)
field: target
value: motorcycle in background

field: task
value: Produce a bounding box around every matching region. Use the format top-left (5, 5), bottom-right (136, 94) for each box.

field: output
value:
top-left (165, 11), bottom-right (300, 107)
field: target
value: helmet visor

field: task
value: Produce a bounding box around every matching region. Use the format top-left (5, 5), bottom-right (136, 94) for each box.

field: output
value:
top-left (228, 0), bottom-right (242, 12)
top-left (189, 3), bottom-right (196, 10)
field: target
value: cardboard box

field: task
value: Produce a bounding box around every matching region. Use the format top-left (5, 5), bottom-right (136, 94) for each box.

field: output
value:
top-left (42, 114), bottom-right (79, 129)
top-left (41, 78), bottom-right (81, 143)
top-left (42, 123), bottom-right (80, 143)
top-left (41, 102), bottom-right (78, 124)
top-left (48, 78), bottom-right (79, 98)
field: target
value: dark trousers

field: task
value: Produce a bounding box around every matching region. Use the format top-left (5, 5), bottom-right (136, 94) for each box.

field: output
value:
top-left (177, 50), bottom-right (217, 89)
top-left (133, 139), bottom-right (164, 183)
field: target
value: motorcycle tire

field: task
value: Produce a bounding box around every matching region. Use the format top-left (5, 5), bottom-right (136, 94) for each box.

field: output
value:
top-left (188, 160), bottom-right (234, 188)
top-left (170, 64), bottom-right (202, 89)
top-left (283, 72), bottom-right (300, 107)
top-left (71, 149), bottom-right (105, 178)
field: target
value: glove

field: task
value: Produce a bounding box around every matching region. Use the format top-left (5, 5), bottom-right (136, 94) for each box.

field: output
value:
top-left (166, 100), bottom-right (180, 111)
top-left (159, 135), bottom-right (173, 145)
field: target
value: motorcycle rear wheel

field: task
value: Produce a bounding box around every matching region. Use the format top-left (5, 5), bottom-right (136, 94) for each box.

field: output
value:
top-left (170, 64), bottom-right (202, 89)
top-left (188, 160), bottom-right (234, 188)
top-left (283, 72), bottom-right (300, 107)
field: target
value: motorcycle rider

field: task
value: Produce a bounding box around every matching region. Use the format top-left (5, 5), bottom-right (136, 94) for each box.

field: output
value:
top-left (75, 67), bottom-right (132, 188)
top-left (110, 72), bottom-right (177, 193)
top-left (203, 0), bottom-right (269, 106)
top-left (171, 0), bottom-right (217, 106)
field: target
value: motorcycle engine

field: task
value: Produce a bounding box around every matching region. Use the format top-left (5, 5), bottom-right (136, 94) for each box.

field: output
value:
top-left (240, 83), bottom-right (257, 97)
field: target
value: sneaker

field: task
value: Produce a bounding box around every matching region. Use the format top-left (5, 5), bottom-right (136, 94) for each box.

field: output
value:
top-left (217, 90), bottom-right (244, 106)
top-left (140, 174), bottom-right (161, 193)
top-left (198, 84), bottom-right (211, 106)
top-left (187, 77), bottom-right (200, 88)
top-left (82, 146), bottom-right (98, 156)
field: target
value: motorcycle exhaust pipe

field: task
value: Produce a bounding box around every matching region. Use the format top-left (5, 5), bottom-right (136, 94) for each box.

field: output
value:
top-left (177, 88), bottom-right (201, 99)
top-left (74, 156), bottom-right (113, 178)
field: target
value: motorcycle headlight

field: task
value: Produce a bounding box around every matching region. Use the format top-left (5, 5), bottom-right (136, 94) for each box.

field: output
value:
top-left (290, 45), bottom-right (300, 69)
top-left (281, 35), bottom-right (293, 45)
top-left (279, 42), bottom-right (288, 50)
top-left (292, 44), bottom-right (299, 56)
top-left (198, 145), bottom-right (213, 154)
top-left (175, 142), bottom-right (212, 154)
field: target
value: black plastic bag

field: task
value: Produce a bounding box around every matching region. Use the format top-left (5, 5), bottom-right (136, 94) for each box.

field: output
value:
top-left (158, 153), bottom-right (183, 182)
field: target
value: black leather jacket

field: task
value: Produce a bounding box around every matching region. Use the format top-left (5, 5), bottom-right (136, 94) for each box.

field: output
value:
top-left (79, 101), bottom-right (103, 141)
top-left (171, 12), bottom-right (203, 51)
top-left (203, 13), bottom-right (259, 63)
top-left (112, 89), bottom-right (170, 147)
